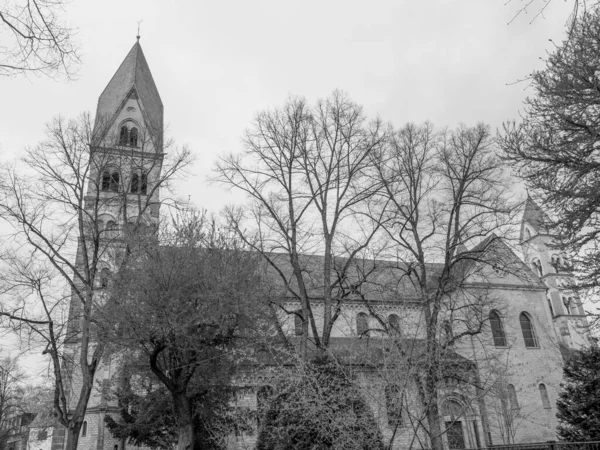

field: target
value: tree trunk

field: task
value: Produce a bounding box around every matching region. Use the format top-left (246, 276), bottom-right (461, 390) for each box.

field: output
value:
top-left (64, 421), bottom-right (83, 450)
top-left (173, 391), bottom-right (194, 450)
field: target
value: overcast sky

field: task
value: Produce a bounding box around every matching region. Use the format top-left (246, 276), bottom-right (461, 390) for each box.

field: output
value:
top-left (0, 0), bottom-right (575, 215)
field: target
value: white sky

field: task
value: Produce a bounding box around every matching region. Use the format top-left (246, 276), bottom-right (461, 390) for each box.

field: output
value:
top-left (0, 0), bottom-right (578, 372)
top-left (0, 0), bottom-right (574, 215)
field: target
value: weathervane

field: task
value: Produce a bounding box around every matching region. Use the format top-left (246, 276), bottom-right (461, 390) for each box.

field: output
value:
top-left (137, 20), bottom-right (143, 41)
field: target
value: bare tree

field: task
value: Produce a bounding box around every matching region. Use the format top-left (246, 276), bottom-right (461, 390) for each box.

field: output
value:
top-left (0, 0), bottom-right (79, 78)
top-left (368, 122), bottom-right (520, 450)
top-left (213, 90), bottom-right (387, 359)
top-left (500, 7), bottom-right (600, 304)
top-left (0, 113), bottom-right (192, 450)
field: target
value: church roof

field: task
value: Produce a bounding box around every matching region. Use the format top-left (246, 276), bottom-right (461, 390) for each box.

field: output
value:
top-left (95, 40), bottom-right (163, 144)
top-left (522, 196), bottom-right (551, 233)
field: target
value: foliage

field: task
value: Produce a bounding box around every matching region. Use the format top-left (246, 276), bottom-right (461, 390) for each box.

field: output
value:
top-left (557, 346), bottom-right (600, 441)
top-left (500, 7), bottom-right (600, 295)
top-left (256, 362), bottom-right (384, 450)
top-left (105, 211), bottom-right (267, 450)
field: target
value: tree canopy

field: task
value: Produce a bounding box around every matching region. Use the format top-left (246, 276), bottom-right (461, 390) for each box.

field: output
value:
top-left (557, 346), bottom-right (600, 441)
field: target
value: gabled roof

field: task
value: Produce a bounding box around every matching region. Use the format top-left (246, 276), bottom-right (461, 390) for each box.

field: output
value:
top-left (522, 196), bottom-right (551, 235)
top-left (95, 40), bottom-right (163, 144)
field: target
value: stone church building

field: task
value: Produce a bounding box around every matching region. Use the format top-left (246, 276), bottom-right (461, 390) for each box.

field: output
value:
top-left (55, 41), bottom-right (591, 450)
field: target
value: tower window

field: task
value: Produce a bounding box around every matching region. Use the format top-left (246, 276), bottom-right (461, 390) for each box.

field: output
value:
top-left (531, 258), bottom-right (543, 277)
top-left (110, 171), bottom-right (120, 192)
top-left (519, 312), bottom-right (538, 348)
top-left (119, 126), bottom-right (128, 145)
top-left (101, 171), bottom-right (120, 192)
top-left (131, 172), bottom-right (148, 195)
top-left (81, 421), bottom-right (87, 437)
top-left (489, 310), bottom-right (506, 347)
top-left (129, 127), bottom-right (138, 146)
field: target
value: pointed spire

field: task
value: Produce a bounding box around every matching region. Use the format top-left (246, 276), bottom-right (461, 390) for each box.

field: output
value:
top-left (523, 196), bottom-right (551, 233)
top-left (95, 40), bottom-right (163, 145)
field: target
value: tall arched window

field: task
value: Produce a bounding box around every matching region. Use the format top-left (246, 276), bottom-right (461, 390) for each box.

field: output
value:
top-left (119, 126), bottom-right (128, 145)
top-left (385, 385), bottom-right (402, 427)
top-left (508, 384), bottom-right (519, 410)
top-left (525, 228), bottom-right (532, 239)
top-left (519, 313), bottom-right (538, 348)
top-left (129, 127), bottom-right (138, 146)
top-left (101, 171), bottom-right (111, 191)
top-left (531, 258), bottom-right (543, 277)
top-left (356, 313), bottom-right (368, 336)
top-left (294, 311), bottom-right (303, 336)
top-left (131, 172), bottom-right (148, 194)
top-left (81, 421), bottom-right (87, 437)
top-left (547, 298), bottom-right (555, 318)
top-left (110, 171), bottom-right (120, 192)
top-left (388, 314), bottom-right (400, 335)
top-left (562, 296), bottom-right (571, 315)
top-left (539, 383), bottom-right (551, 409)
top-left (99, 268), bottom-right (110, 289)
top-left (131, 173), bottom-right (139, 193)
top-left (489, 310), bottom-right (506, 347)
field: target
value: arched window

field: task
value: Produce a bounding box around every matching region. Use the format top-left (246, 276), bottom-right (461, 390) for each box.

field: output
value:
top-left (525, 228), bottom-right (532, 239)
top-left (489, 310), bottom-right (506, 347)
top-left (385, 385), bottom-right (402, 427)
top-left (101, 171), bottom-right (111, 191)
top-left (539, 383), bottom-right (550, 409)
top-left (508, 384), bottom-right (519, 410)
top-left (81, 421), bottom-right (87, 437)
top-left (129, 127), bottom-right (138, 146)
top-left (551, 254), bottom-right (560, 273)
top-left (141, 172), bottom-right (148, 194)
top-left (388, 314), bottom-right (400, 335)
top-left (531, 258), bottom-right (543, 277)
top-left (106, 221), bottom-right (117, 238)
top-left (99, 268), bottom-right (110, 289)
top-left (110, 171), bottom-right (120, 192)
top-left (131, 173), bottom-right (139, 193)
top-left (294, 311), bottom-right (303, 336)
top-left (130, 172), bottom-right (148, 195)
top-left (519, 313), bottom-right (538, 348)
top-left (442, 399), bottom-right (464, 419)
top-left (119, 126), bottom-right (128, 145)
top-left (562, 296), bottom-right (571, 315)
top-left (114, 446), bottom-right (118, 450)
top-left (356, 313), bottom-right (368, 336)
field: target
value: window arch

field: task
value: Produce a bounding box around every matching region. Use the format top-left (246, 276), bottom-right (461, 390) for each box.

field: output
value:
top-left (294, 311), bottom-right (303, 336)
top-left (525, 228), bottom-right (532, 239)
top-left (388, 314), bottom-right (400, 335)
top-left (519, 313), bottom-right (538, 348)
top-left (356, 313), bottom-right (368, 336)
top-left (385, 385), bottom-right (403, 427)
top-left (508, 384), bottom-right (519, 410)
top-left (114, 446), bottom-right (119, 450)
top-left (539, 383), bottom-right (550, 409)
top-left (531, 258), bottom-right (543, 277)
top-left (81, 420), bottom-right (87, 437)
top-left (102, 170), bottom-right (120, 192)
top-left (562, 296), bottom-right (571, 315)
top-left (129, 127), bottom-right (138, 146)
top-left (489, 310), bottom-right (506, 347)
